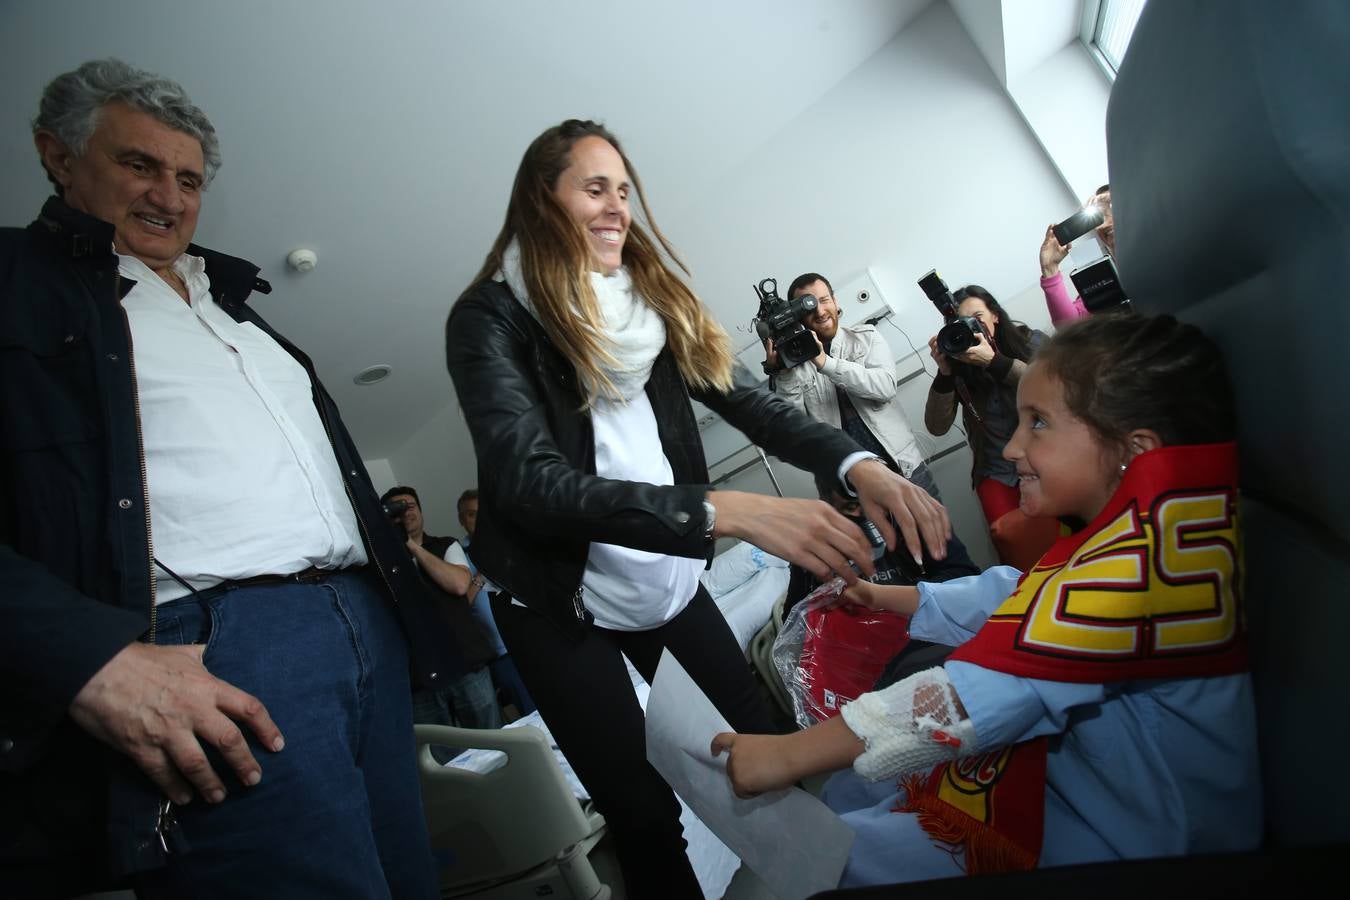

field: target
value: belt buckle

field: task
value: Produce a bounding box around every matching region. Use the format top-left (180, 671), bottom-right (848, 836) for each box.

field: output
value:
top-left (156, 797), bottom-right (179, 855)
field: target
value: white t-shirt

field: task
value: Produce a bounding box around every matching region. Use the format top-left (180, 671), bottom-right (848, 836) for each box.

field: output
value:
top-left (581, 391), bottom-right (702, 630)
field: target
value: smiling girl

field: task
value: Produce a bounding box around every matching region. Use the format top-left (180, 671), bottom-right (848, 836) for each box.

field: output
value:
top-left (713, 313), bottom-right (1261, 885)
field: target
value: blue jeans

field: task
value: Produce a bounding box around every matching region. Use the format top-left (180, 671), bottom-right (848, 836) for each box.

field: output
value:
top-left (412, 665), bottom-right (501, 764)
top-left (412, 665), bottom-right (502, 731)
top-left (133, 571), bottom-right (438, 900)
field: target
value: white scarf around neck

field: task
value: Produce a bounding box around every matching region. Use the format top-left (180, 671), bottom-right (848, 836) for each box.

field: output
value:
top-left (498, 238), bottom-right (665, 403)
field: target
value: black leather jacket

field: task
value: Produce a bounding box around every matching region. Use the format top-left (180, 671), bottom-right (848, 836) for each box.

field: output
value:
top-left (445, 278), bottom-right (861, 638)
top-left (0, 198), bottom-right (461, 883)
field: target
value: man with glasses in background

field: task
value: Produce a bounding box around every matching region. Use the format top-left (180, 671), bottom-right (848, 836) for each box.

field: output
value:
top-left (766, 271), bottom-right (940, 499)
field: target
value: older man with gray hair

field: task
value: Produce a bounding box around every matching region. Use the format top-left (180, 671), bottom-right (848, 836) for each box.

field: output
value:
top-left (0, 59), bottom-right (450, 898)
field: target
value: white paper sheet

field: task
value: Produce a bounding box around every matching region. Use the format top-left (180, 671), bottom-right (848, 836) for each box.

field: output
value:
top-left (645, 650), bottom-right (854, 900)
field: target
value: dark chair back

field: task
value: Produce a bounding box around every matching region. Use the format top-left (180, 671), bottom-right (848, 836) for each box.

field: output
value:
top-left (1108, 0), bottom-right (1350, 846)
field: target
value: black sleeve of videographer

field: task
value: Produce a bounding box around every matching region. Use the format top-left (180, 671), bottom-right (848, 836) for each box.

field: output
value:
top-left (783, 565), bottom-right (817, 618)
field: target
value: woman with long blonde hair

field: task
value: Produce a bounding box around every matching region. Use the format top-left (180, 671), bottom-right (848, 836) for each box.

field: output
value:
top-left (446, 119), bottom-right (949, 897)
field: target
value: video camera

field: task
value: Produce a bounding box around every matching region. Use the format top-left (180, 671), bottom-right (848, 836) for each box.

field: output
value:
top-left (917, 270), bottom-right (988, 357)
top-left (753, 277), bottom-right (819, 373)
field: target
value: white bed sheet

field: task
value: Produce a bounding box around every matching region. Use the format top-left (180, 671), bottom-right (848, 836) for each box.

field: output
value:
top-left (446, 550), bottom-right (788, 899)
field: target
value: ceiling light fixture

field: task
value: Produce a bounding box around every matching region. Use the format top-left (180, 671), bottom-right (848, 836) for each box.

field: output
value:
top-left (353, 364), bottom-right (393, 386)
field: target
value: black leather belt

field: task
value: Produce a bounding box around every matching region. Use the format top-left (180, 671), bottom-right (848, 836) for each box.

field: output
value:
top-left (189, 565), bottom-right (364, 603)
top-left (226, 565), bottom-right (350, 588)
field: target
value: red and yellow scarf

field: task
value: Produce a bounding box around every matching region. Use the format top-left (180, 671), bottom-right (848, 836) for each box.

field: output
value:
top-left (899, 442), bottom-right (1248, 873)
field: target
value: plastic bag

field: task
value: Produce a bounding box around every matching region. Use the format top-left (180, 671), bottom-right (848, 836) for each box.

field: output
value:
top-left (772, 578), bottom-right (912, 728)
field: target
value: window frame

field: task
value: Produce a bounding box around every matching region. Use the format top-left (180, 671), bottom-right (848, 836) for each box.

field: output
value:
top-left (1080, 0), bottom-right (1147, 82)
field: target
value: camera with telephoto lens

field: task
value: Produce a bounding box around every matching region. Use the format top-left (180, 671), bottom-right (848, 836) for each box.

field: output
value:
top-left (916, 269), bottom-right (988, 357)
top-left (754, 277), bottom-right (819, 373)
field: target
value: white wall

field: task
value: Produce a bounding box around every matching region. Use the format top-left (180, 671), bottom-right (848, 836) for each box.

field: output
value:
top-left (386, 404), bottom-right (478, 539)
top-left (362, 458), bottom-right (398, 496)
top-left (1009, 40), bottom-right (1113, 201)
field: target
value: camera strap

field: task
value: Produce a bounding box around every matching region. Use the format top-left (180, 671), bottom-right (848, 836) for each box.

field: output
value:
top-left (954, 377), bottom-right (987, 430)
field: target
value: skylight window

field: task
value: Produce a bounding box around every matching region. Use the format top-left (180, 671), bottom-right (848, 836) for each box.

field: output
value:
top-left (1091, 0), bottom-right (1149, 78)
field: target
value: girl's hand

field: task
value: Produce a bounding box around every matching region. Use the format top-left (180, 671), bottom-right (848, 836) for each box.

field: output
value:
top-left (840, 581), bottom-right (920, 616)
top-left (710, 732), bottom-right (797, 798)
top-left (839, 579), bottom-right (878, 610)
top-left (1040, 224), bottom-right (1071, 276)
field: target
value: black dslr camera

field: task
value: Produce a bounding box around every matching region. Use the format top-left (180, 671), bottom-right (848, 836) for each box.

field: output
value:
top-left (917, 269), bottom-right (987, 356)
top-left (753, 277), bottom-right (819, 373)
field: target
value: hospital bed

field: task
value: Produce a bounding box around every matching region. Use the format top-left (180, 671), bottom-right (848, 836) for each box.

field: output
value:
top-left (415, 540), bottom-right (790, 899)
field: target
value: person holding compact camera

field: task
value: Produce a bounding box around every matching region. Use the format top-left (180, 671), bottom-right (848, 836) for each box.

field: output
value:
top-left (767, 272), bottom-right (938, 499)
top-left (1039, 183), bottom-right (1115, 325)
top-left (379, 486), bottom-right (501, 738)
top-left (924, 285), bottom-right (1057, 572)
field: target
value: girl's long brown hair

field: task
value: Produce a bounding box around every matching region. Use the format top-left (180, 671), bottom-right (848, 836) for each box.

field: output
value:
top-left (464, 119), bottom-right (734, 401)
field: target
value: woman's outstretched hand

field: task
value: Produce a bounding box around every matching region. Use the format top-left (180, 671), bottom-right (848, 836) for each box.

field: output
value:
top-left (847, 459), bottom-right (951, 564)
top-left (709, 492), bottom-right (875, 583)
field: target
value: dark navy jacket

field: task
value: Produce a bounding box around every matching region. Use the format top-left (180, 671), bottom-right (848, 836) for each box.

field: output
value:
top-left (0, 197), bottom-right (460, 885)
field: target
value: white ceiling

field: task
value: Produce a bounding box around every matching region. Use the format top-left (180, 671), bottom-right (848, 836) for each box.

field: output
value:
top-left (1, 0), bottom-right (937, 463)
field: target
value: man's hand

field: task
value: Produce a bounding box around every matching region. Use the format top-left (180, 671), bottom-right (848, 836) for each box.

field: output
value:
top-left (710, 732), bottom-right (799, 798)
top-left (69, 642), bottom-right (284, 807)
top-left (810, 330), bottom-right (828, 370)
top-left (1040, 224), bottom-right (1071, 277)
top-left (847, 458), bottom-right (951, 564)
top-left (407, 538), bottom-right (472, 595)
top-left (709, 491), bottom-right (875, 584)
top-left (763, 338), bottom-right (779, 372)
top-left (928, 335), bottom-right (952, 376)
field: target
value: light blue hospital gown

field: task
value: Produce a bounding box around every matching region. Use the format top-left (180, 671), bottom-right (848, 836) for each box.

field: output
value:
top-left (822, 566), bottom-right (1262, 887)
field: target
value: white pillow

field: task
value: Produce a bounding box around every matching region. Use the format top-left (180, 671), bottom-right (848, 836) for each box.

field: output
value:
top-left (701, 540), bottom-right (787, 597)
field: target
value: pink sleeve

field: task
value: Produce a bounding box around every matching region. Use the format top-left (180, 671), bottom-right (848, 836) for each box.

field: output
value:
top-left (1040, 272), bottom-right (1088, 326)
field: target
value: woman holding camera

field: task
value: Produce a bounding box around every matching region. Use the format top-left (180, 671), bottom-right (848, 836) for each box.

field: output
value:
top-left (446, 119), bottom-right (949, 897)
top-left (925, 286), bottom-right (1054, 572)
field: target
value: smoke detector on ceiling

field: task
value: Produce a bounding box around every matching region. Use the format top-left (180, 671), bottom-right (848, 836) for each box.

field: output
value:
top-left (287, 248), bottom-right (318, 273)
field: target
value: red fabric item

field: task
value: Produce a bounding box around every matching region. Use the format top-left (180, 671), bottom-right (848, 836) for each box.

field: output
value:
top-left (900, 741), bottom-right (1047, 875)
top-left (977, 479), bottom-right (1062, 573)
top-left (954, 442), bottom-right (1249, 682)
top-left (799, 604), bottom-right (910, 722)
top-left (975, 478), bottom-right (1021, 522)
